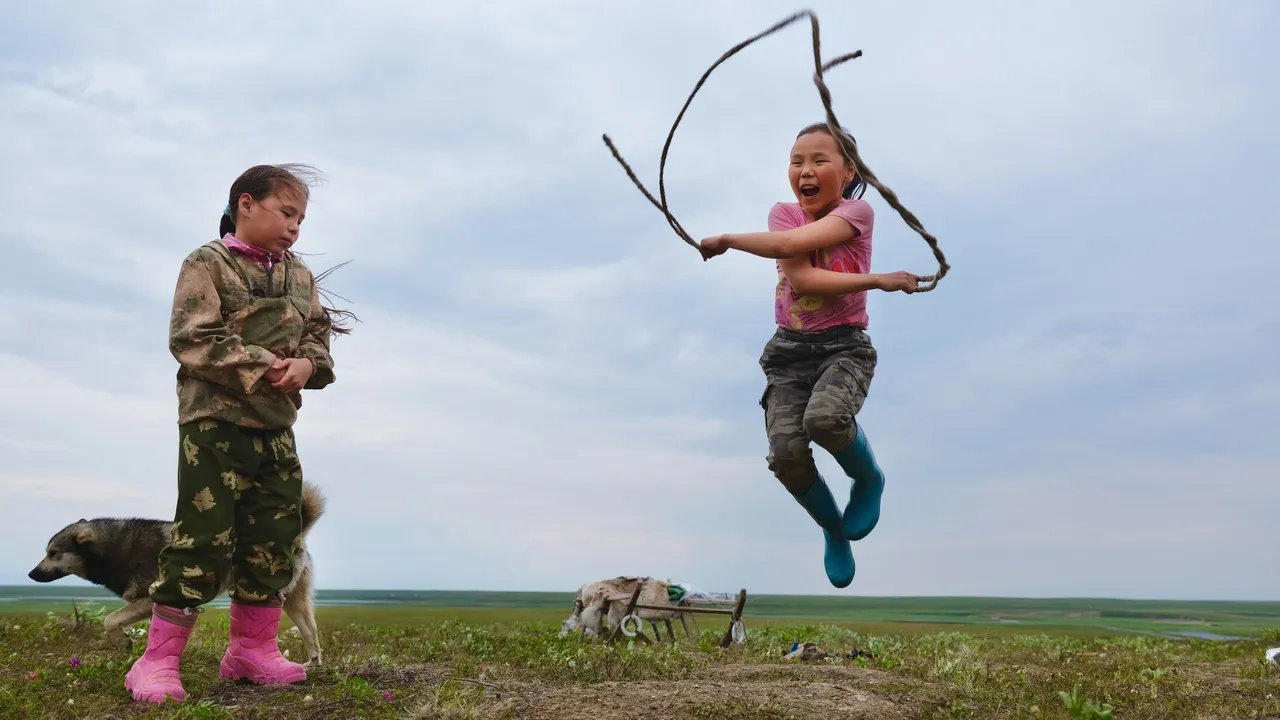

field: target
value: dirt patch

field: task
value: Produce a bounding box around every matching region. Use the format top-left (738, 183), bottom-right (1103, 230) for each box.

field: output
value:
top-left (344, 661), bottom-right (453, 687)
top-left (695, 663), bottom-right (909, 686)
top-left (200, 684), bottom-right (294, 705)
top-left (497, 664), bottom-right (931, 720)
top-left (1183, 661), bottom-right (1266, 691)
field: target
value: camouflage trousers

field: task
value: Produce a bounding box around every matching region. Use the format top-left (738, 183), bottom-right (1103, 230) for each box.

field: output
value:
top-left (150, 419), bottom-right (305, 609)
top-left (759, 325), bottom-right (878, 495)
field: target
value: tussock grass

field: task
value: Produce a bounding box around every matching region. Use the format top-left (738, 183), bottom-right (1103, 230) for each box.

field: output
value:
top-left (1, 603), bottom-right (1276, 719)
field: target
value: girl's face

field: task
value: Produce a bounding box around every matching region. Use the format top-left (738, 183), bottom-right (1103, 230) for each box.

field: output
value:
top-left (789, 131), bottom-right (855, 217)
top-left (234, 185), bottom-right (308, 255)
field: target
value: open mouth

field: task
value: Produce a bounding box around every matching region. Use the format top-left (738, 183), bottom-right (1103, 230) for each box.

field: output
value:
top-left (800, 184), bottom-right (820, 198)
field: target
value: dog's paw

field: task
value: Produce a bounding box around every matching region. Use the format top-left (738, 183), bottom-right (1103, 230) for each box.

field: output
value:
top-left (106, 631), bottom-right (133, 652)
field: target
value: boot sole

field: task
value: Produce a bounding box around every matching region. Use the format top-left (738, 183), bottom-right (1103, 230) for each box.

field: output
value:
top-left (824, 535), bottom-right (856, 588)
top-left (129, 692), bottom-right (187, 703)
top-left (125, 681), bottom-right (187, 705)
top-left (224, 677), bottom-right (307, 686)
top-left (844, 518), bottom-right (879, 542)
top-left (125, 665), bottom-right (186, 703)
top-left (843, 497), bottom-right (882, 541)
top-left (220, 662), bottom-right (306, 685)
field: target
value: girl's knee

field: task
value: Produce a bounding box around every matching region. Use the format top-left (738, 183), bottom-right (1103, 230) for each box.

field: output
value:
top-left (802, 411), bottom-right (853, 452)
top-left (767, 449), bottom-right (819, 495)
top-left (767, 429), bottom-right (819, 485)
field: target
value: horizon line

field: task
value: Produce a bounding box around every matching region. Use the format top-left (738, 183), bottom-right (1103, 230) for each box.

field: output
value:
top-left (1, 584), bottom-right (1274, 605)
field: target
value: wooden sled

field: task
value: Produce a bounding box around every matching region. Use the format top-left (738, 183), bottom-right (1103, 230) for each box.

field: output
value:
top-left (604, 581), bottom-right (748, 648)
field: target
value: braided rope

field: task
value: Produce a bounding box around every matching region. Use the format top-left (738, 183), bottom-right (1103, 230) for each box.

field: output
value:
top-left (602, 9), bottom-right (949, 292)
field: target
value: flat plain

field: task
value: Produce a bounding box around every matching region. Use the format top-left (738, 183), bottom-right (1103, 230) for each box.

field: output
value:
top-left (2, 587), bottom-right (1278, 718)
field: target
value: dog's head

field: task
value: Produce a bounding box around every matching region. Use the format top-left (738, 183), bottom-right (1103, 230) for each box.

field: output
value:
top-left (29, 520), bottom-right (94, 583)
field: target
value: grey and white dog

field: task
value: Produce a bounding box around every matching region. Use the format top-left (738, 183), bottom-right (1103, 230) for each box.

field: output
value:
top-left (28, 482), bottom-right (326, 665)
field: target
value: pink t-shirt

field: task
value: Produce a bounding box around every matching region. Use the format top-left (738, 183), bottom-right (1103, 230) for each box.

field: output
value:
top-left (771, 198), bottom-right (874, 331)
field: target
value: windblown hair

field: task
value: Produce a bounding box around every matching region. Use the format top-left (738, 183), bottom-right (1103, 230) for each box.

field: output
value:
top-left (220, 163), bottom-right (357, 337)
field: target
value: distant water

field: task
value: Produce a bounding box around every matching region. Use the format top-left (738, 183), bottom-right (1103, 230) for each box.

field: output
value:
top-left (1092, 624), bottom-right (1250, 642)
top-left (1166, 631), bottom-right (1249, 641)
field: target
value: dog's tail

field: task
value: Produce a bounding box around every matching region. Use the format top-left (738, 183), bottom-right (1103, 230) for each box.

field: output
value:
top-left (300, 482), bottom-right (327, 535)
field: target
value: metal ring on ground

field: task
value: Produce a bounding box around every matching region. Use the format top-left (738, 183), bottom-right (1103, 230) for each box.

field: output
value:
top-left (731, 620), bottom-right (747, 644)
top-left (620, 614), bottom-right (643, 638)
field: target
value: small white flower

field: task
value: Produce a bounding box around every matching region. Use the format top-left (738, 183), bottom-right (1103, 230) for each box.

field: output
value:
top-left (283, 649), bottom-right (290, 658)
top-left (67, 699), bottom-right (75, 705)
top-left (304, 694), bottom-right (314, 703)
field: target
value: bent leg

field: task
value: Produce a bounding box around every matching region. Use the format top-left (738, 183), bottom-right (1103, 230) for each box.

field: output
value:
top-left (803, 339), bottom-right (875, 453)
top-left (762, 372), bottom-right (821, 496)
top-left (804, 339), bottom-right (884, 541)
top-left (283, 583), bottom-right (321, 666)
top-left (761, 366), bottom-right (854, 588)
top-left (105, 598), bottom-right (153, 651)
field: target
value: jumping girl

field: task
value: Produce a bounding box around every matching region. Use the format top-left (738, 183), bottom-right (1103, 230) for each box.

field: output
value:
top-left (698, 123), bottom-right (919, 588)
top-left (126, 164), bottom-right (352, 703)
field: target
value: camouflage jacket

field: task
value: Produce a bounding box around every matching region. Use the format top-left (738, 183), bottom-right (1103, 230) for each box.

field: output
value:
top-left (169, 241), bottom-right (336, 429)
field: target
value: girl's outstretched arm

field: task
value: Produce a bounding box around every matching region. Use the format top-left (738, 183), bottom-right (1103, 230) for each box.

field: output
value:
top-left (702, 213), bottom-right (855, 260)
top-left (170, 253), bottom-right (279, 394)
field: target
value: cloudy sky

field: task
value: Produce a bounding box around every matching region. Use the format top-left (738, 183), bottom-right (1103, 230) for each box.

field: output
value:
top-left (1, 0), bottom-right (1276, 601)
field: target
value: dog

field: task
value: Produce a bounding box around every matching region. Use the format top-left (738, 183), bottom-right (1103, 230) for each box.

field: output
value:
top-left (562, 576), bottom-right (681, 639)
top-left (29, 482), bottom-right (326, 665)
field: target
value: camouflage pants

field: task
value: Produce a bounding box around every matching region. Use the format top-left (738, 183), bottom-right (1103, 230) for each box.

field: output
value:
top-left (759, 325), bottom-right (878, 495)
top-left (150, 419), bottom-right (305, 609)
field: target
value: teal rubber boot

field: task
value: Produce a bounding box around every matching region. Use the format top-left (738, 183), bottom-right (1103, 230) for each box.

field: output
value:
top-left (832, 422), bottom-right (885, 541)
top-left (794, 475), bottom-right (856, 588)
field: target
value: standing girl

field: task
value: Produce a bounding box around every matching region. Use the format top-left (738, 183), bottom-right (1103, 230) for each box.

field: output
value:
top-left (699, 123), bottom-right (919, 588)
top-left (126, 164), bottom-right (350, 703)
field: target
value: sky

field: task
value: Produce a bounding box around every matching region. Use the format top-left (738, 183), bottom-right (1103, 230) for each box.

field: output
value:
top-left (1, 0), bottom-right (1277, 601)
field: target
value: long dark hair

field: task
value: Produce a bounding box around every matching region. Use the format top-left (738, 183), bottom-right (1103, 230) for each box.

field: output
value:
top-left (220, 163), bottom-right (357, 337)
top-left (796, 122), bottom-right (867, 200)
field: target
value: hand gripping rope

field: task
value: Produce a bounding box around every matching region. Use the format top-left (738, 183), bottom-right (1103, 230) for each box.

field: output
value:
top-left (601, 9), bottom-right (950, 292)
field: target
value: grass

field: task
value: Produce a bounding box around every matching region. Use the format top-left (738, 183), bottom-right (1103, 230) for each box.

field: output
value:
top-left (2, 600), bottom-right (1279, 719)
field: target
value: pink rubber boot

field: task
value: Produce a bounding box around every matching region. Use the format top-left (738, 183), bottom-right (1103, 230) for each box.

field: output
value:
top-left (124, 605), bottom-right (197, 703)
top-left (219, 601), bottom-right (306, 685)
